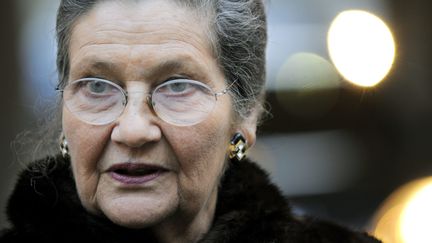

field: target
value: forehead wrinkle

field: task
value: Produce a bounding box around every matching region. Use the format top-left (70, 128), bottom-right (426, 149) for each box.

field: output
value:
top-left (71, 1), bottom-right (213, 56)
top-left (68, 0), bottom-right (222, 84)
top-left (88, 27), bottom-right (211, 58)
top-left (70, 28), bottom-right (214, 81)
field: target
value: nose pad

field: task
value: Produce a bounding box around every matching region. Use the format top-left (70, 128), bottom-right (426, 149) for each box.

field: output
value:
top-left (111, 93), bottom-right (162, 148)
top-left (146, 96), bottom-right (155, 113)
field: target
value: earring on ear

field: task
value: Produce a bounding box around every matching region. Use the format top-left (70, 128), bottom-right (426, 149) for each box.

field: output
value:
top-left (229, 133), bottom-right (247, 162)
top-left (59, 133), bottom-right (70, 158)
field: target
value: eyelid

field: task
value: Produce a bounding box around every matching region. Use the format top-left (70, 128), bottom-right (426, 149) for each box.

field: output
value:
top-left (79, 75), bottom-right (214, 90)
top-left (152, 75), bottom-right (189, 89)
top-left (83, 76), bottom-right (124, 87)
top-left (161, 75), bottom-right (191, 85)
top-left (158, 79), bottom-right (215, 93)
top-left (163, 75), bottom-right (216, 89)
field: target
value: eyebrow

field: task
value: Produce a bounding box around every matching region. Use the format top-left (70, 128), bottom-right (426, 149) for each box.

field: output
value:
top-left (77, 60), bottom-right (122, 80)
top-left (79, 58), bottom-right (201, 81)
top-left (149, 60), bottom-right (185, 77)
top-left (148, 59), bottom-right (206, 82)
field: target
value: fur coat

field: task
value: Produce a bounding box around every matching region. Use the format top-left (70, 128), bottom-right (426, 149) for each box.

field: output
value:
top-left (1, 155), bottom-right (380, 242)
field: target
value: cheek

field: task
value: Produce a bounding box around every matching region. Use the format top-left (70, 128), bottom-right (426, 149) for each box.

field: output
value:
top-left (166, 113), bottom-right (233, 200)
top-left (178, 99), bottom-right (236, 179)
top-left (62, 108), bottom-right (112, 212)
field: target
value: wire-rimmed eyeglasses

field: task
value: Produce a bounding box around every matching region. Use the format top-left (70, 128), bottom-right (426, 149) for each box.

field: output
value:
top-left (57, 78), bottom-right (231, 126)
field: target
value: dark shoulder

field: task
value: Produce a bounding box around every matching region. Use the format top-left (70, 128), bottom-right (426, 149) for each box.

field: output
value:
top-left (1, 229), bottom-right (39, 243)
top-left (285, 215), bottom-right (381, 243)
top-left (6, 155), bottom-right (75, 227)
top-left (1, 155), bottom-right (80, 243)
top-left (207, 159), bottom-right (381, 243)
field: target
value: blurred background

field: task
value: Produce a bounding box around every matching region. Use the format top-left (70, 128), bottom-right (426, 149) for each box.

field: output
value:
top-left (1, 0), bottom-right (431, 242)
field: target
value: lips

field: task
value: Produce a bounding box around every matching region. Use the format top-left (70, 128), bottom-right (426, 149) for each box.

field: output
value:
top-left (107, 163), bottom-right (168, 185)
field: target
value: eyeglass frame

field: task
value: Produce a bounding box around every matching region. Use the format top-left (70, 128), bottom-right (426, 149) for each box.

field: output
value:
top-left (56, 77), bottom-right (234, 126)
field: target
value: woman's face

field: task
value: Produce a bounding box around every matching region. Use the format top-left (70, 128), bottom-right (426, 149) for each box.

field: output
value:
top-left (62, 0), bottom-right (254, 232)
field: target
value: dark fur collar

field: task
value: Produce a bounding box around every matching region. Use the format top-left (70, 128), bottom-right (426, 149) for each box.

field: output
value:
top-left (2, 155), bottom-right (380, 242)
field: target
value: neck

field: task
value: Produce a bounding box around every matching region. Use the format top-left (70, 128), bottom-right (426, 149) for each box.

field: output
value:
top-left (152, 187), bottom-right (218, 243)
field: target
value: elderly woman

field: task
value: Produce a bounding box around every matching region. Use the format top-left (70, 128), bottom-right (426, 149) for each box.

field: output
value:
top-left (1, 0), bottom-right (379, 242)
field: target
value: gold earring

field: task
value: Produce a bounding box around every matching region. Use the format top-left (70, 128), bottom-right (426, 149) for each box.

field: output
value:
top-left (229, 133), bottom-right (247, 162)
top-left (59, 134), bottom-right (69, 158)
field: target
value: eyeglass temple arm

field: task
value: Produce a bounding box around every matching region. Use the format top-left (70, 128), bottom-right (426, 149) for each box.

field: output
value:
top-left (55, 84), bottom-right (64, 93)
top-left (215, 79), bottom-right (238, 98)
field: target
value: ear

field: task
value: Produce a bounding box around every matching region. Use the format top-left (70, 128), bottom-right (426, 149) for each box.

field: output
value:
top-left (237, 108), bottom-right (258, 148)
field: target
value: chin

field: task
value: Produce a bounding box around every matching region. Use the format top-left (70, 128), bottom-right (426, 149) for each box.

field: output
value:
top-left (98, 196), bottom-right (179, 229)
top-left (109, 214), bottom-right (158, 229)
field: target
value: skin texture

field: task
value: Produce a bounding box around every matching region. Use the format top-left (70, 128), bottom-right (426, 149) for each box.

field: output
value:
top-left (62, 0), bottom-right (256, 242)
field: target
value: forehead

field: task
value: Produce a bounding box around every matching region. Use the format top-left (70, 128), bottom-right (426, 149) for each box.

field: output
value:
top-left (77, 0), bottom-right (205, 35)
top-left (68, 0), bottom-right (219, 82)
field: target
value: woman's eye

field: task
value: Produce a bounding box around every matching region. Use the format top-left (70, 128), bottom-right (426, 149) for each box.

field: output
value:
top-left (88, 81), bottom-right (109, 93)
top-left (155, 79), bottom-right (207, 98)
top-left (167, 82), bottom-right (189, 93)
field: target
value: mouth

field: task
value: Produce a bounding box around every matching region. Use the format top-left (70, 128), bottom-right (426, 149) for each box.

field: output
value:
top-left (107, 163), bottom-right (168, 185)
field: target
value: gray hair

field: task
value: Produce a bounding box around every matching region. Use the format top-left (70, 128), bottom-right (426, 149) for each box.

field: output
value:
top-left (56, 0), bottom-right (267, 120)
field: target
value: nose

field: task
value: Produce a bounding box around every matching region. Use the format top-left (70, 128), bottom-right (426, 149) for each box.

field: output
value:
top-left (111, 94), bottom-right (162, 148)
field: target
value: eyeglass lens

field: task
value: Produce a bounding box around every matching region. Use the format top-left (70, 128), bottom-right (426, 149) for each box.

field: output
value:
top-left (62, 78), bottom-right (219, 126)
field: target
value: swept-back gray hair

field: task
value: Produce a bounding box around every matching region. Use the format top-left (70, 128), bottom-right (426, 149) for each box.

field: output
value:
top-left (56, 0), bottom-right (267, 119)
